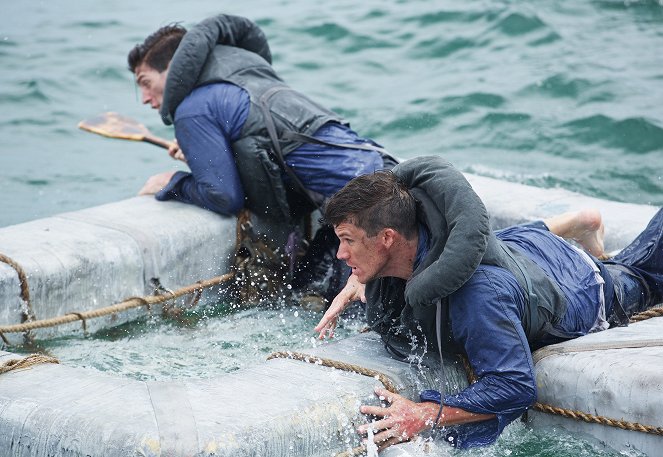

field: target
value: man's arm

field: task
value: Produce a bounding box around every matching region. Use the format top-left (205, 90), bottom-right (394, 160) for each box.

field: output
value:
top-left (357, 266), bottom-right (537, 450)
top-left (154, 111), bottom-right (244, 215)
top-left (357, 387), bottom-right (494, 451)
top-left (441, 266), bottom-right (537, 443)
top-left (314, 274), bottom-right (365, 339)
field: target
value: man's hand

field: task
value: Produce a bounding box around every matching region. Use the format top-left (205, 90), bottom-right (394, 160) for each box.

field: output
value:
top-left (357, 387), bottom-right (439, 451)
top-left (314, 274), bottom-right (365, 339)
top-left (167, 139), bottom-right (187, 163)
top-left (138, 171), bottom-right (176, 196)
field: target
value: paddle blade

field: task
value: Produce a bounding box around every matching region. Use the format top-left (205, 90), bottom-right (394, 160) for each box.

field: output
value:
top-left (78, 112), bottom-right (151, 141)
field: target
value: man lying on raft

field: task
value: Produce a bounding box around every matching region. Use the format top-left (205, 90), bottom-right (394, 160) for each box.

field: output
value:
top-left (315, 156), bottom-right (662, 449)
top-left (128, 13), bottom-right (396, 304)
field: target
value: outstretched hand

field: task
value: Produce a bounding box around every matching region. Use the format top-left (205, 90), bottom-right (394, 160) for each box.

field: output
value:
top-left (314, 274), bottom-right (365, 339)
top-left (357, 387), bottom-right (439, 451)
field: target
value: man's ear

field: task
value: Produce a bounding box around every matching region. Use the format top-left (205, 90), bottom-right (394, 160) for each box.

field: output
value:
top-left (381, 228), bottom-right (397, 249)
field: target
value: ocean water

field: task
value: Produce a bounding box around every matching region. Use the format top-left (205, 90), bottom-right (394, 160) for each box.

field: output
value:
top-left (2, 0), bottom-right (662, 456)
top-left (1, 0), bottom-right (662, 227)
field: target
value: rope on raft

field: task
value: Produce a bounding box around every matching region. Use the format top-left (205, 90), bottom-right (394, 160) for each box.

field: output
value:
top-left (463, 355), bottom-right (663, 437)
top-left (267, 350), bottom-right (399, 394)
top-left (0, 253), bottom-right (37, 343)
top-left (629, 305), bottom-right (663, 322)
top-left (532, 403), bottom-right (663, 435)
top-left (0, 354), bottom-right (59, 375)
top-left (267, 350), bottom-right (400, 457)
top-left (462, 304), bottom-right (663, 437)
top-left (0, 273), bottom-right (235, 344)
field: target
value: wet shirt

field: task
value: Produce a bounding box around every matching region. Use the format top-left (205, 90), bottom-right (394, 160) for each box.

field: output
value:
top-left (156, 82), bottom-right (384, 215)
top-left (436, 226), bottom-right (602, 448)
top-left (497, 226), bottom-right (603, 337)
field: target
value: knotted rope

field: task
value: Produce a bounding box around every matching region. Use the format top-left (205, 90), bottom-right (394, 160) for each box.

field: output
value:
top-left (0, 354), bottom-right (59, 375)
top-left (0, 273), bottom-right (234, 344)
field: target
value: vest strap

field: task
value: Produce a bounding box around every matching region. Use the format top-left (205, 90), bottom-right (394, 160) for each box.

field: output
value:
top-left (501, 245), bottom-right (541, 341)
top-left (258, 86), bottom-right (326, 211)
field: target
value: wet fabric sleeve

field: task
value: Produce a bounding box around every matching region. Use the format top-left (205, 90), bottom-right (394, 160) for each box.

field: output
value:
top-left (155, 84), bottom-right (247, 216)
top-left (395, 156), bottom-right (491, 307)
top-left (497, 226), bottom-right (602, 336)
top-left (284, 123), bottom-right (385, 197)
top-left (443, 265), bottom-right (537, 448)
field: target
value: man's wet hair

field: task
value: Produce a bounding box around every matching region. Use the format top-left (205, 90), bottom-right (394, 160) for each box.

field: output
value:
top-left (324, 170), bottom-right (417, 240)
top-left (127, 24), bottom-right (186, 73)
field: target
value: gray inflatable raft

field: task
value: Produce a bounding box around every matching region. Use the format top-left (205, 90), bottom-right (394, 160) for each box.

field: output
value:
top-left (0, 173), bottom-right (661, 456)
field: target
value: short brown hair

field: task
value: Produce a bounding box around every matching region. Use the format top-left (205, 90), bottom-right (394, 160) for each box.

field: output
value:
top-left (324, 171), bottom-right (417, 239)
top-left (127, 24), bottom-right (186, 73)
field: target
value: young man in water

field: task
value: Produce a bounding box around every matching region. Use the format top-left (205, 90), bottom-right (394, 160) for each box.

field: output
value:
top-left (128, 14), bottom-right (396, 301)
top-left (315, 156), bottom-right (663, 449)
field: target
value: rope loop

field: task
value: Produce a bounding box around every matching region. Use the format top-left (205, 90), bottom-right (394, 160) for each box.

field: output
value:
top-left (0, 354), bottom-right (60, 375)
top-left (65, 312), bottom-right (88, 334)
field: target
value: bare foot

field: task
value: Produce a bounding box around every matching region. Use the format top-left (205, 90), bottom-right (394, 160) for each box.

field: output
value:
top-left (544, 209), bottom-right (605, 258)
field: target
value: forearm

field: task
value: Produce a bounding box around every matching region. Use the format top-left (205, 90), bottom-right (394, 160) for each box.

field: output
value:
top-left (168, 113), bottom-right (245, 215)
top-left (156, 171), bottom-right (243, 215)
top-left (357, 388), bottom-right (494, 450)
top-left (422, 402), bottom-right (495, 428)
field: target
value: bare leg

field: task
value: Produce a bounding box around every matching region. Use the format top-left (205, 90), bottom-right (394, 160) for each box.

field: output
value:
top-left (544, 209), bottom-right (605, 258)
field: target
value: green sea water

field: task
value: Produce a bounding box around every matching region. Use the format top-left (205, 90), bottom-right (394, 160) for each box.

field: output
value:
top-left (2, 1), bottom-right (662, 456)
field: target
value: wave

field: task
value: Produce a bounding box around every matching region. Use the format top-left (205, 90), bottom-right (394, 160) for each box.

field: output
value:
top-left (378, 111), bottom-right (441, 133)
top-left (439, 92), bottom-right (506, 116)
top-left (485, 10), bottom-right (561, 46)
top-left (297, 23), bottom-right (395, 53)
top-left (519, 74), bottom-right (612, 102)
top-left (65, 20), bottom-right (123, 29)
top-left (402, 9), bottom-right (486, 27)
top-left (491, 11), bottom-right (548, 36)
top-left (0, 80), bottom-right (50, 104)
top-left (80, 66), bottom-right (127, 82)
top-left (563, 115), bottom-right (663, 154)
top-left (412, 36), bottom-right (480, 59)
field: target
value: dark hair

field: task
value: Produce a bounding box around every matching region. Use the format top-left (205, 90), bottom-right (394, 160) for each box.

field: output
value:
top-left (127, 24), bottom-right (186, 73)
top-left (324, 170), bottom-right (417, 239)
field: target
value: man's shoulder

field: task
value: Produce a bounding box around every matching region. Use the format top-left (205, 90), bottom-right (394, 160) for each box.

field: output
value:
top-left (176, 83), bottom-right (249, 118)
top-left (455, 264), bottom-right (520, 296)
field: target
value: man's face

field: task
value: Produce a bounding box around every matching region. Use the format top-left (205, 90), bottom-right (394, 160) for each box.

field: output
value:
top-left (135, 63), bottom-right (168, 110)
top-left (334, 222), bottom-right (389, 283)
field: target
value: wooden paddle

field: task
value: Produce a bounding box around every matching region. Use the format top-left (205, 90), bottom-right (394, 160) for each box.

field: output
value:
top-left (78, 112), bottom-right (174, 149)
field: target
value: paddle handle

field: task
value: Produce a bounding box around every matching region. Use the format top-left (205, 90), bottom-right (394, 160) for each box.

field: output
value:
top-left (143, 134), bottom-right (174, 150)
